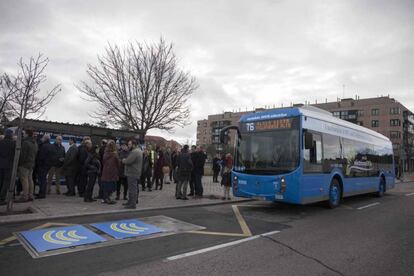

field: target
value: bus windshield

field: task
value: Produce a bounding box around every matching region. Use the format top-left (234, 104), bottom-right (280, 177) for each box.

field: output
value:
top-left (235, 117), bottom-right (300, 175)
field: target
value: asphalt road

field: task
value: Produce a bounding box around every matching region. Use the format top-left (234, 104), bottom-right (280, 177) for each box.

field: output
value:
top-left (0, 182), bottom-right (413, 276)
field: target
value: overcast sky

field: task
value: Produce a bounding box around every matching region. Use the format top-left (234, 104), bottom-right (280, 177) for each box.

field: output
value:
top-left (1, 0), bottom-right (413, 143)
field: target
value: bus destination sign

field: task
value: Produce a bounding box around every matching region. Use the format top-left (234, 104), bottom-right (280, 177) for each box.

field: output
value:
top-left (244, 118), bottom-right (294, 132)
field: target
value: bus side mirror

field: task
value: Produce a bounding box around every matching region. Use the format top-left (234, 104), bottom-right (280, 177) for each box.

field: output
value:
top-left (220, 125), bottom-right (241, 144)
top-left (305, 132), bottom-right (313, 149)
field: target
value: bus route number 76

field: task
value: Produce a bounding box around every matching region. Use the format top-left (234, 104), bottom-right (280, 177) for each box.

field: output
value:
top-left (246, 123), bottom-right (255, 132)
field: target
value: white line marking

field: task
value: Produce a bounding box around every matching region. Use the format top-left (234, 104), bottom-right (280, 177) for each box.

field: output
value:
top-left (166, 230), bottom-right (280, 261)
top-left (260, 230), bottom-right (281, 237)
top-left (357, 202), bottom-right (380, 210)
top-left (405, 192), bottom-right (414, 196)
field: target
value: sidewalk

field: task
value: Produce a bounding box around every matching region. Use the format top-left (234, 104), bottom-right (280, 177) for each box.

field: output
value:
top-left (0, 176), bottom-right (249, 224)
top-left (398, 172), bottom-right (414, 183)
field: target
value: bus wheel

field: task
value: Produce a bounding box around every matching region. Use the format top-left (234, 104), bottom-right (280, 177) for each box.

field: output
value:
top-left (376, 177), bottom-right (386, 197)
top-left (328, 179), bottom-right (341, 209)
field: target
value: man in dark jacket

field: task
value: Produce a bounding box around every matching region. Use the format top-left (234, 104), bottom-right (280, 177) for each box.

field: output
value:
top-left (96, 139), bottom-right (107, 199)
top-left (62, 138), bottom-right (78, 196)
top-left (35, 134), bottom-right (55, 199)
top-left (76, 137), bottom-right (91, 197)
top-left (193, 146), bottom-right (207, 198)
top-left (212, 154), bottom-right (221, 183)
top-left (16, 128), bottom-right (38, 202)
top-left (176, 145), bottom-right (193, 200)
top-left (141, 149), bottom-right (153, 191)
top-left (188, 145), bottom-right (197, 196)
top-left (116, 142), bottom-right (129, 200)
top-left (46, 135), bottom-right (65, 195)
top-left (0, 129), bottom-right (16, 205)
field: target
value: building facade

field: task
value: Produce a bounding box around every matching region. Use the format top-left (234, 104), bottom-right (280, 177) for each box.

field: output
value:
top-left (197, 96), bottom-right (414, 171)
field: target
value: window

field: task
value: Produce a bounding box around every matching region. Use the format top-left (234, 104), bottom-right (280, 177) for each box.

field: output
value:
top-left (390, 119), bottom-right (401, 127)
top-left (393, 143), bottom-right (400, 151)
top-left (357, 110), bottom-right (364, 117)
top-left (304, 132), bottom-right (323, 173)
top-left (390, 107), bottom-right (401, 115)
top-left (371, 108), bottom-right (380, 116)
top-left (333, 111), bottom-right (340, 118)
top-left (322, 133), bottom-right (341, 173)
top-left (390, 131), bottom-right (401, 139)
top-left (371, 120), bottom-right (379, 127)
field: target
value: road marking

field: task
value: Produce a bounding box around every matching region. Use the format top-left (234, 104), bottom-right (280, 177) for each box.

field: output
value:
top-left (357, 202), bottom-right (380, 210)
top-left (166, 230), bottom-right (280, 261)
top-left (188, 231), bottom-right (247, 237)
top-left (232, 205), bottom-right (253, 236)
top-left (189, 205), bottom-right (253, 237)
top-left (0, 222), bottom-right (73, 246)
top-left (406, 192), bottom-right (414, 196)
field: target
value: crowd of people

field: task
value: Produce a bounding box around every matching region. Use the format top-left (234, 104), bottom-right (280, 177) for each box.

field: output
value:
top-left (0, 127), bottom-right (234, 208)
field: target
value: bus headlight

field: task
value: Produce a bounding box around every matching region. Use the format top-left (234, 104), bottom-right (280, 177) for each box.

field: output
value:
top-left (233, 176), bottom-right (238, 191)
top-left (280, 177), bottom-right (286, 193)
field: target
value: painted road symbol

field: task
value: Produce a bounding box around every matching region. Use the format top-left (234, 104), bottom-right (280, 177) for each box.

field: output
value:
top-left (91, 219), bottom-right (163, 239)
top-left (20, 225), bottom-right (106, 252)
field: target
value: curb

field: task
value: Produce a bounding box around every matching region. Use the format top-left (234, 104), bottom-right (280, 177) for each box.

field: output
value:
top-left (0, 198), bottom-right (254, 226)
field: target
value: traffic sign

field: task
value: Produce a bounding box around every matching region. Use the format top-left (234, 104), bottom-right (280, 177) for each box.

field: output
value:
top-left (90, 219), bottom-right (163, 239)
top-left (20, 225), bottom-right (106, 253)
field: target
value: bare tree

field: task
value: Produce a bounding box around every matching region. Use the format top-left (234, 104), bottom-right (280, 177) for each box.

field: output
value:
top-left (78, 38), bottom-right (198, 138)
top-left (4, 54), bottom-right (61, 212)
top-left (0, 74), bottom-right (16, 126)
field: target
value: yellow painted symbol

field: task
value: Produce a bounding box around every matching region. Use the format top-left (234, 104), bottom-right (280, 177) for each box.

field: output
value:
top-left (43, 231), bottom-right (71, 245)
top-left (42, 230), bottom-right (86, 245)
top-left (67, 230), bottom-right (87, 240)
top-left (0, 222), bottom-right (73, 246)
top-left (110, 223), bottom-right (148, 235)
top-left (56, 231), bottom-right (79, 242)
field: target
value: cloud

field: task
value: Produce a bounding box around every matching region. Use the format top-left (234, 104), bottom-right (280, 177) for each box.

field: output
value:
top-left (1, 0), bottom-right (413, 143)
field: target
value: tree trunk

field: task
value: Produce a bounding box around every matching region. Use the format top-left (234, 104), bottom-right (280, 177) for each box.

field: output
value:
top-left (6, 124), bottom-right (22, 212)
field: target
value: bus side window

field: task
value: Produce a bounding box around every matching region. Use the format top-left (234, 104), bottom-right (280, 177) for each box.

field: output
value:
top-left (304, 132), bottom-right (322, 173)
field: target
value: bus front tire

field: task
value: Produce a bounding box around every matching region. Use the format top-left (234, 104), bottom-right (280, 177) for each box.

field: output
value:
top-left (376, 177), bottom-right (386, 197)
top-left (328, 179), bottom-right (341, 209)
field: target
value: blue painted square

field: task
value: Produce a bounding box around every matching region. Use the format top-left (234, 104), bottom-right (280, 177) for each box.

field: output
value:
top-left (20, 225), bottom-right (106, 253)
top-left (90, 219), bottom-right (163, 239)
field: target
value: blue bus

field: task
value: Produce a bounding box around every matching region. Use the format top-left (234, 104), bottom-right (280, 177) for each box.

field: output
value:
top-left (221, 106), bottom-right (395, 208)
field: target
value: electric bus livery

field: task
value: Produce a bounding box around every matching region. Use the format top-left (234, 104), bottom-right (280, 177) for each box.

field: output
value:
top-left (221, 106), bottom-right (395, 208)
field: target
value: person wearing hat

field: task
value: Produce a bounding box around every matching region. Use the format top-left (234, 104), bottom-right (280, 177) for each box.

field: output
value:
top-left (0, 129), bottom-right (16, 205)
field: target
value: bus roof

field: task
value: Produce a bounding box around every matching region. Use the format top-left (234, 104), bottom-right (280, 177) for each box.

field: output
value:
top-left (239, 106), bottom-right (390, 143)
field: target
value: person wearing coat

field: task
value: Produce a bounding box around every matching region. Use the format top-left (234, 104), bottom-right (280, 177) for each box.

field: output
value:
top-left (221, 153), bottom-right (234, 200)
top-left (16, 128), bottom-right (38, 202)
top-left (83, 147), bottom-right (101, 202)
top-left (0, 129), bottom-right (16, 205)
top-left (140, 149), bottom-right (153, 191)
top-left (36, 134), bottom-right (55, 199)
top-left (212, 154), bottom-right (221, 183)
top-left (46, 135), bottom-right (65, 195)
top-left (62, 138), bottom-right (78, 196)
top-left (153, 150), bottom-right (166, 190)
top-left (101, 140), bottom-right (120, 204)
top-left (76, 137), bottom-right (91, 197)
top-left (176, 145), bottom-right (193, 200)
top-left (121, 139), bottom-right (143, 209)
top-left (116, 142), bottom-right (129, 200)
